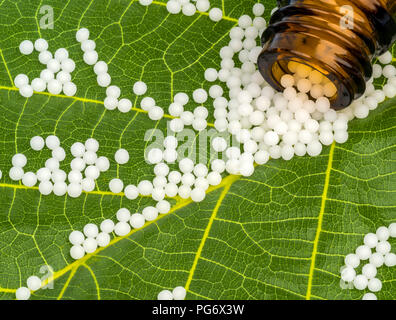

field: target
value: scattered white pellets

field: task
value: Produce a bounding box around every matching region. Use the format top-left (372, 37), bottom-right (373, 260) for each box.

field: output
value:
top-left (133, 81), bottom-right (147, 95)
top-left (19, 40), bottom-right (34, 55)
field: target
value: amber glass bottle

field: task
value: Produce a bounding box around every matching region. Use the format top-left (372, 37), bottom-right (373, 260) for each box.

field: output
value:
top-left (258, 0), bottom-right (396, 109)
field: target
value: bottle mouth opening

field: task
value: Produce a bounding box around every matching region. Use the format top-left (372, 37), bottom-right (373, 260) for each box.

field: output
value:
top-left (257, 50), bottom-right (354, 110)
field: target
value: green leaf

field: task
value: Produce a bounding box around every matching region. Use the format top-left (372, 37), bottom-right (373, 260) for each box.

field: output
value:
top-left (0, 0), bottom-right (395, 300)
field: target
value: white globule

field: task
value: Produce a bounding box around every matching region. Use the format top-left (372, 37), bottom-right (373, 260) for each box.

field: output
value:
top-left (109, 178), bottom-right (124, 194)
top-left (19, 40), bottom-right (34, 55)
top-left (16, 287), bottom-right (31, 300)
top-left (70, 245), bottom-right (85, 260)
top-left (69, 230), bottom-right (85, 245)
top-left (209, 8), bottom-right (223, 22)
top-left (27, 275), bottom-right (42, 291)
top-left (96, 232), bottom-right (110, 247)
top-left (115, 148), bottom-right (129, 164)
top-left (83, 223), bottom-right (99, 238)
top-left (118, 98), bottom-right (132, 113)
top-left (76, 28), bottom-right (90, 42)
top-left (130, 213), bottom-right (145, 229)
top-left (100, 219), bottom-right (115, 233)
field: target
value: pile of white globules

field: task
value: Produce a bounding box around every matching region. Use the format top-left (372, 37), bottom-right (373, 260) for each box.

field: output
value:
top-left (10, 136), bottom-right (111, 197)
top-left (11, 0), bottom-right (396, 300)
top-left (69, 203), bottom-right (170, 260)
top-left (17, 39), bottom-right (77, 97)
top-left (341, 224), bottom-right (396, 300)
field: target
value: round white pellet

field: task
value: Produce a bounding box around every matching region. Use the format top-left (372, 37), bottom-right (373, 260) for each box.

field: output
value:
top-left (83, 238), bottom-right (98, 253)
top-left (97, 73), bottom-right (111, 87)
top-left (118, 98), bottom-right (132, 113)
top-left (376, 241), bottom-right (391, 255)
top-left (14, 74), bottom-right (29, 88)
top-left (12, 153), bottom-right (27, 167)
top-left (124, 185), bottom-right (139, 200)
top-left (83, 50), bottom-right (98, 65)
top-left (252, 3), bottom-right (265, 16)
top-left (63, 82), bottom-right (77, 97)
top-left (356, 245), bottom-right (371, 260)
top-left (22, 172), bottom-right (37, 187)
top-left (38, 180), bottom-right (53, 195)
top-left (147, 148), bottom-right (163, 164)
top-left (81, 39), bottom-right (96, 52)
top-left (388, 223), bottom-right (396, 237)
top-left (344, 253), bottom-right (360, 268)
top-left (367, 278), bottom-right (382, 292)
top-left (71, 142), bottom-right (85, 158)
top-left (138, 180), bottom-right (153, 195)
top-left (31, 78), bottom-right (46, 92)
top-left (95, 156), bottom-right (110, 172)
top-left (76, 28), bottom-right (90, 42)
top-left (67, 183), bottom-right (82, 198)
top-left (133, 81), bottom-right (147, 96)
top-left (129, 213), bottom-right (145, 229)
top-left (52, 147), bottom-right (66, 161)
top-left (19, 40), bottom-right (34, 55)
top-left (106, 85), bottom-right (121, 99)
top-left (114, 221), bottom-right (131, 236)
top-left (370, 252), bottom-right (385, 268)
top-left (26, 276), bottom-right (42, 291)
top-left (353, 275), bottom-right (368, 290)
top-left (47, 59), bottom-right (61, 73)
top-left (70, 158), bottom-right (85, 172)
top-left (16, 287), bottom-right (31, 300)
top-left (34, 38), bottom-right (48, 52)
top-left (172, 286), bottom-right (186, 300)
top-left (69, 230), bottom-right (85, 245)
top-left (109, 178), bottom-right (124, 194)
top-left (362, 293), bottom-right (377, 300)
top-left (36, 166), bottom-right (50, 180)
top-left (54, 48), bottom-right (69, 62)
top-left (166, 0), bottom-right (181, 14)
top-left (191, 188), bottom-right (206, 202)
top-left (85, 138), bottom-right (99, 153)
top-left (362, 263), bottom-right (377, 279)
top-left (100, 219), bottom-right (115, 233)
top-left (156, 200), bottom-right (171, 214)
top-left (378, 51), bottom-right (392, 64)
top-left (70, 245), bottom-right (85, 260)
top-left (158, 289), bottom-right (173, 300)
top-left (93, 61), bottom-right (108, 75)
top-left (61, 59), bottom-right (76, 73)
top-left (376, 226), bottom-right (390, 241)
top-left (19, 85), bottom-right (33, 98)
top-left (40, 69), bottom-right (54, 82)
top-left (341, 266), bottom-right (356, 282)
top-left (209, 8), bottom-right (223, 22)
top-left (364, 233), bottom-right (378, 248)
top-left (174, 92), bottom-right (189, 105)
top-left (47, 79), bottom-right (62, 94)
top-left (116, 208), bottom-right (131, 222)
top-left (179, 158), bottom-right (194, 173)
top-left (39, 51), bottom-right (52, 64)
top-left (104, 96), bottom-right (118, 110)
top-left (384, 253), bottom-right (396, 267)
top-left (83, 151), bottom-right (97, 165)
top-left (96, 232), bottom-right (111, 247)
top-left (204, 68), bottom-right (218, 82)
top-left (30, 136), bottom-right (45, 151)
top-left (53, 182), bottom-right (67, 196)
top-left (115, 148), bottom-right (129, 164)
top-left (83, 223), bottom-right (99, 238)
top-left (142, 206), bottom-right (158, 221)
top-left (207, 171), bottom-right (222, 186)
